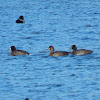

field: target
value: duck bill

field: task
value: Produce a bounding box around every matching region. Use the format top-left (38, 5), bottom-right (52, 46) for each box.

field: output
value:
top-left (68, 47), bottom-right (72, 50)
top-left (47, 48), bottom-right (50, 50)
top-left (9, 48), bottom-right (11, 51)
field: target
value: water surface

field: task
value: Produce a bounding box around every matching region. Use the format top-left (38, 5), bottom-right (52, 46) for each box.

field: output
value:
top-left (0, 0), bottom-right (100, 100)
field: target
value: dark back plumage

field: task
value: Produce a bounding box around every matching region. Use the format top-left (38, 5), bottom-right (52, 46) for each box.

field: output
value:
top-left (10, 46), bottom-right (29, 56)
top-left (71, 45), bottom-right (93, 55)
top-left (48, 46), bottom-right (69, 56)
top-left (16, 16), bottom-right (25, 23)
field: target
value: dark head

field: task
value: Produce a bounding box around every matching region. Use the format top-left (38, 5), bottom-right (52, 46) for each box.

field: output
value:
top-left (25, 98), bottom-right (29, 100)
top-left (10, 46), bottom-right (16, 51)
top-left (71, 45), bottom-right (77, 50)
top-left (48, 46), bottom-right (54, 51)
top-left (19, 16), bottom-right (24, 19)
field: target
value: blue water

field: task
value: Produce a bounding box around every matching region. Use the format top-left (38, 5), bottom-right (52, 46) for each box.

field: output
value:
top-left (0, 0), bottom-right (100, 100)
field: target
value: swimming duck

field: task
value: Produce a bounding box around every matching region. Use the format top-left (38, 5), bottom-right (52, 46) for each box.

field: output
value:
top-left (48, 46), bottom-right (69, 56)
top-left (16, 16), bottom-right (25, 23)
top-left (70, 45), bottom-right (93, 55)
top-left (10, 46), bottom-right (29, 56)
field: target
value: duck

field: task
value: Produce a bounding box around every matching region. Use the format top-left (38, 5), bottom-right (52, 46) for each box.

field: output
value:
top-left (10, 46), bottom-right (29, 56)
top-left (48, 46), bottom-right (69, 56)
top-left (16, 16), bottom-right (25, 23)
top-left (70, 45), bottom-right (93, 55)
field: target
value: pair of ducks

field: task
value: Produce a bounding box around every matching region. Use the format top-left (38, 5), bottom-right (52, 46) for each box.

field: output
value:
top-left (48, 45), bottom-right (93, 56)
top-left (10, 45), bottom-right (93, 56)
